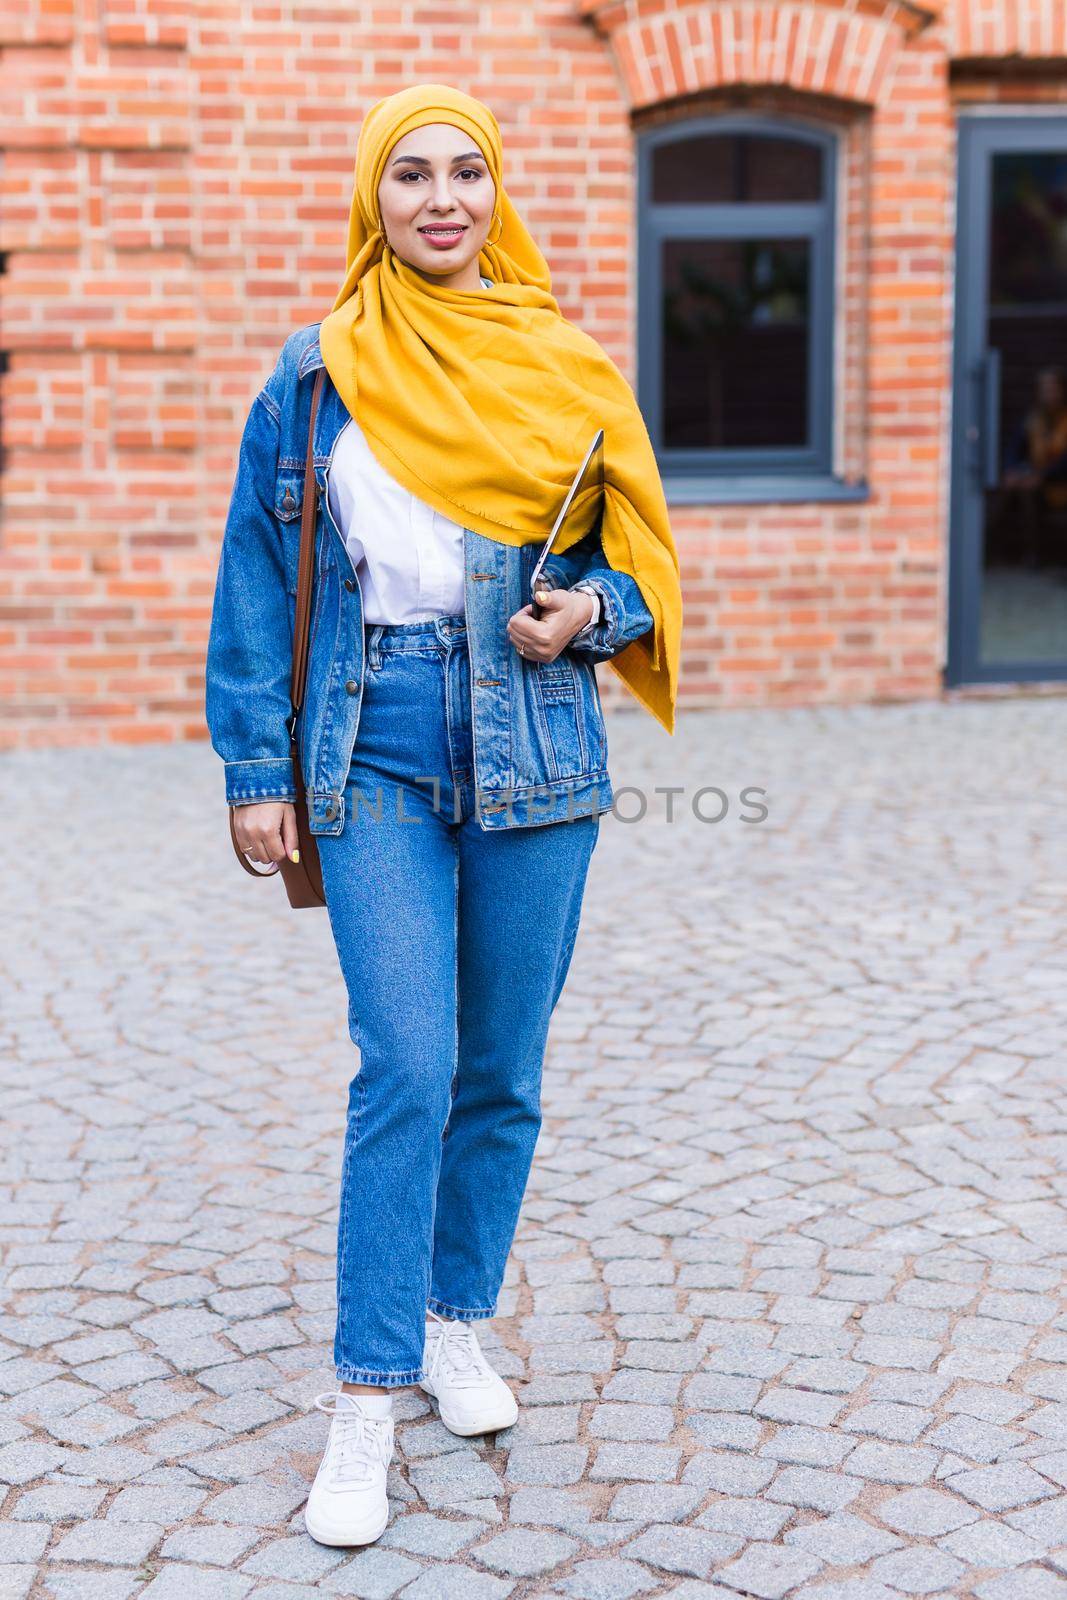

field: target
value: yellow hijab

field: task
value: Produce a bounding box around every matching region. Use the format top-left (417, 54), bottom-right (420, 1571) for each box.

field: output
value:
top-left (319, 83), bottom-right (681, 734)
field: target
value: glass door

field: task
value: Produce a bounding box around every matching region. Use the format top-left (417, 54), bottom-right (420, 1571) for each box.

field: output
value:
top-left (948, 117), bottom-right (1067, 683)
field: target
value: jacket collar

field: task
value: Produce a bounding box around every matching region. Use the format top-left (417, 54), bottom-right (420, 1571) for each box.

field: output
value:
top-left (298, 331), bottom-right (326, 379)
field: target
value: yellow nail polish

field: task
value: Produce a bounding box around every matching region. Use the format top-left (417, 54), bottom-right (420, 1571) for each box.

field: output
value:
top-left (291, 849), bottom-right (300, 863)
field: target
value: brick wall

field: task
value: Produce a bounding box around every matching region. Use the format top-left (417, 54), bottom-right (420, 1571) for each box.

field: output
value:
top-left (0, 0), bottom-right (1064, 749)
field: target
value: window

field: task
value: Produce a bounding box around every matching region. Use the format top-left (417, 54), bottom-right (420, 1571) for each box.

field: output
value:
top-left (638, 116), bottom-right (842, 500)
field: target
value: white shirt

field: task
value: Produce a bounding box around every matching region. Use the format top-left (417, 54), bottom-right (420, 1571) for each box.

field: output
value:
top-left (327, 410), bottom-right (467, 624)
top-left (325, 274), bottom-right (602, 634)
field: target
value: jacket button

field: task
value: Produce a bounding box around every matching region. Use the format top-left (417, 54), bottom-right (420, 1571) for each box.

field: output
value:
top-left (344, 578), bottom-right (355, 592)
top-left (345, 679), bottom-right (358, 694)
top-left (323, 798), bottom-right (338, 821)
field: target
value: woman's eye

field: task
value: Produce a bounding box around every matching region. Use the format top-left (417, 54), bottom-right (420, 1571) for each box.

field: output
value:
top-left (397, 168), bottom-right (483, 182)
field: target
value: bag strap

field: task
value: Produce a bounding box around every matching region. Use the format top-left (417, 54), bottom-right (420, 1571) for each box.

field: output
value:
top-left (229, 366), bottom-right (325, 881)
top-left (290, 366), bottom-right (325, 720)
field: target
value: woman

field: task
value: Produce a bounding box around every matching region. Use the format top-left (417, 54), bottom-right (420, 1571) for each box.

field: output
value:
top-left (205, 83), bottom-right (681, 1548)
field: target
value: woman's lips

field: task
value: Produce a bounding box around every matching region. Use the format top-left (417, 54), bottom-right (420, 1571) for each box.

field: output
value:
top-left (418, 225), bottom-right (467, 250)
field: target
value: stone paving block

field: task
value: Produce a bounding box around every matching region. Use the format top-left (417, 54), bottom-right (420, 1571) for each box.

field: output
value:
top-left (874, 1487), bottom-right (978, 1536)
top-left (717, 1542), bottom-right (824, 1598)
top-left (686, 1411), bottom-right (763, 1451)
top-left (374, 1513), bottom-right (487, 1559)
top-left (868, 1545), bottom-right (966, 1594)
top-left (588, 1403), bottom-right (674, 1442)
top-left (759, 1426), bottom-right (855, 1467)
top-left (695, 1497), bottom-right (792, 1540)
top-left (947, 1460), bottom-right (1059, 1512)
top-left (107, 1484), bottom-right (209, 1522)
top-left (323, 1546), bottom-right (424, 1597)
top-left (705, 1345), bottom-right (789, 1381)
top-left (0, 1441), bottom-right (70, 1483)
top-left (56, 1441), bottom-right (156, 1483)
top-left (503, 1445), bottom-right (588, 1485)
top-left (599, 1370), bottom-right (682, 1406)
top-left (203, 1483), bottom-right (310, 1526)
top-left (607, 1484), bottom-right (702, 1523)
top-left (753, 1388), bottom-right (844, 1427)
top-left (781, 1358), bottom-right (866, 1395)
top-left (553, 1557), bottom-right (658, 1598)
top-left (621, 1523), bottom-right (743, 1578)
top-left (508, 1488), bottom-right (592, 1534)
top-left (974, 1571), bottom-right (1067, 1600)
top-left (588, 1443), bottom-right (680, 1482)
top-left (1006, 1494), bottom-right (1067, 1545)
top-left (37, 1572), bottom-right (140, 1600)
top-left (784, 1513), bottom-right (901, 1566)
top-left (682, 1372), bottom-right (761, 1411)
top-left (0, 1524), bottom-right (49, 1563)
top-left (681, 1449), bottom-right (776, 1496)
top-left (2, 1567), bottom-right (43, 1600)
top-left (49, 1518), bottom-right (163, 1565)
top-left (0, 1363), bottom-right (68, 1401)
top-left (939, 1516), bottom-right (1044, 1567)
top-left (842, 1441), bottom-right (940, 1484)
top-left (765, 1465), bottom-right (862, 1512)
top-left (923, 1413), bottom-right (1022, 1462)
top-left (408, 1455), bottom-right (506, 1506)
top-left (470, 1527), bottom-right (579, 1577)
top-left (159, 1525), bottom-right (261, 1565)
top-left (979, 1292), bottom-right (1057, 1325)
top-left (840, 1402), bottom-right (930, 1442)
top-left (10, 1483), bottom-right (107, 1521)
top-left (44, 1402), bottom-right (145, 1448)
top-left (1021, 1403), bottom-right (1067, 1442)
top-left (137, 1569), bottom-right (255, 1600)
top-left (240, 1536), bottom-right (348, 1581)
top-left (852, 1335), bottom-right (941, 1371)
top-left (240, 1584), bottom-right (323, 1599)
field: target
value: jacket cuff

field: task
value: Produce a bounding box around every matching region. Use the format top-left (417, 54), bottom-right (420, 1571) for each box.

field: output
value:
top-left (570, 582), bottom-right (602, 640)
top-left (225, 758), bottom-right (298, 806)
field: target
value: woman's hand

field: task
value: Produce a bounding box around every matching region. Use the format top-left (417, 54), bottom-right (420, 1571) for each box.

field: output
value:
top-left (232, 801), bottom-right (300, 867)
top-left (507, 586), bottom-right (596, 663)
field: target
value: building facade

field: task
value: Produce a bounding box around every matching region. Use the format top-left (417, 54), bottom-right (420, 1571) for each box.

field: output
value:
top-left (3, 1), bottom-right (1067, 748)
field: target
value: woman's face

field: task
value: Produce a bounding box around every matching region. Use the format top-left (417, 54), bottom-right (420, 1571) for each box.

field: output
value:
top-left (377, 122), bottom-right (497, 290)
top-left (1036, 369), bottom-right (1067, 413)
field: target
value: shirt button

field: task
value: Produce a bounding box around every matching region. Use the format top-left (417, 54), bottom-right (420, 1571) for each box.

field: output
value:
top-left (344, 578), bottom-right (355, 592)
top-left (345, 679), bottom-right (358, 694)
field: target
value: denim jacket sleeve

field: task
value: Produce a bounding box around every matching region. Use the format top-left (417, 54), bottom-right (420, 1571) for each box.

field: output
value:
top-left (204, 389), bottom-right (299, 808)
top-left (539, 522), bottom-right (655, 666)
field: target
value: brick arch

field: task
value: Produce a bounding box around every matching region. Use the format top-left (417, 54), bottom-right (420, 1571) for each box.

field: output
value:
top-left (579, 0), bottom-right (940, 110)
top-left (952, 3), bottom-right (1067, 58)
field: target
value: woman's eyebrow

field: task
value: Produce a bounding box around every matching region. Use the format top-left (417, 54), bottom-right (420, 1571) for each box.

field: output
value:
top-left (390, 151), bottom-right (486, 168)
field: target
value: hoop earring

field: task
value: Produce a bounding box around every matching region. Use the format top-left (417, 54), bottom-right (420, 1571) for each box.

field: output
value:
top-left (486, 211), bottom-right (503, 246)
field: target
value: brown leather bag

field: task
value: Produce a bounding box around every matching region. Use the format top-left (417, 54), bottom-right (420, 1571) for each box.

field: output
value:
top-left (229, 368), bottom-right (328, 909)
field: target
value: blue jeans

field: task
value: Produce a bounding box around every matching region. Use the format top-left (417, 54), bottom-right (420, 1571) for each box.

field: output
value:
top-left (315, 614), bottom-right (601, 1386)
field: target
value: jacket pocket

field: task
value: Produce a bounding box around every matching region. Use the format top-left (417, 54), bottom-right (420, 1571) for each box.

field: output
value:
top-left (572, 655), bottom-right (607, 773)
top-left (274, 473), bottom-right (305, 595)
top-left (535, 654), bottom-right (576, 705)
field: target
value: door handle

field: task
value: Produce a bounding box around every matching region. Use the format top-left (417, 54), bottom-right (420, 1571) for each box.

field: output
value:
top-left (971, 349), bottom-right (1001, 489)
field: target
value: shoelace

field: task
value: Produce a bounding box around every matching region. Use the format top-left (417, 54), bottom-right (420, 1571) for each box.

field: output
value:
top-left (314, 1392), bottom-right (393, 1486)
top-left (425, 1314), bottom-right (493, 1390)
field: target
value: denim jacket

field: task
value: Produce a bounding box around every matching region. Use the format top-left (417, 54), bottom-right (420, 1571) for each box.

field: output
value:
top-left (204, 322), bottom-right (656, 836)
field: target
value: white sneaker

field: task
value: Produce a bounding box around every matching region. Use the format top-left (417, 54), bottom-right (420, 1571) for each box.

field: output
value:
top-left (419, 1310), bottom-right (519, 1436)
top-left (304, 1392), bottom-right (394, 1547)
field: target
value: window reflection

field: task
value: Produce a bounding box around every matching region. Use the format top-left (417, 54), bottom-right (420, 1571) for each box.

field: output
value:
top-left (662, 238), bottom-right (810, 449)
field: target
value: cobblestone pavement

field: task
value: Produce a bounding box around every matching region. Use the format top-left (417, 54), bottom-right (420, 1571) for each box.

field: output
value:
top-left (4, 695), bottom-right (1067, 1600)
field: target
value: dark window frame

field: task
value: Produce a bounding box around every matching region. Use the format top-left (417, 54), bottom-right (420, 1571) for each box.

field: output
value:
top-left (637, 113), bottom-right (848, 502)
